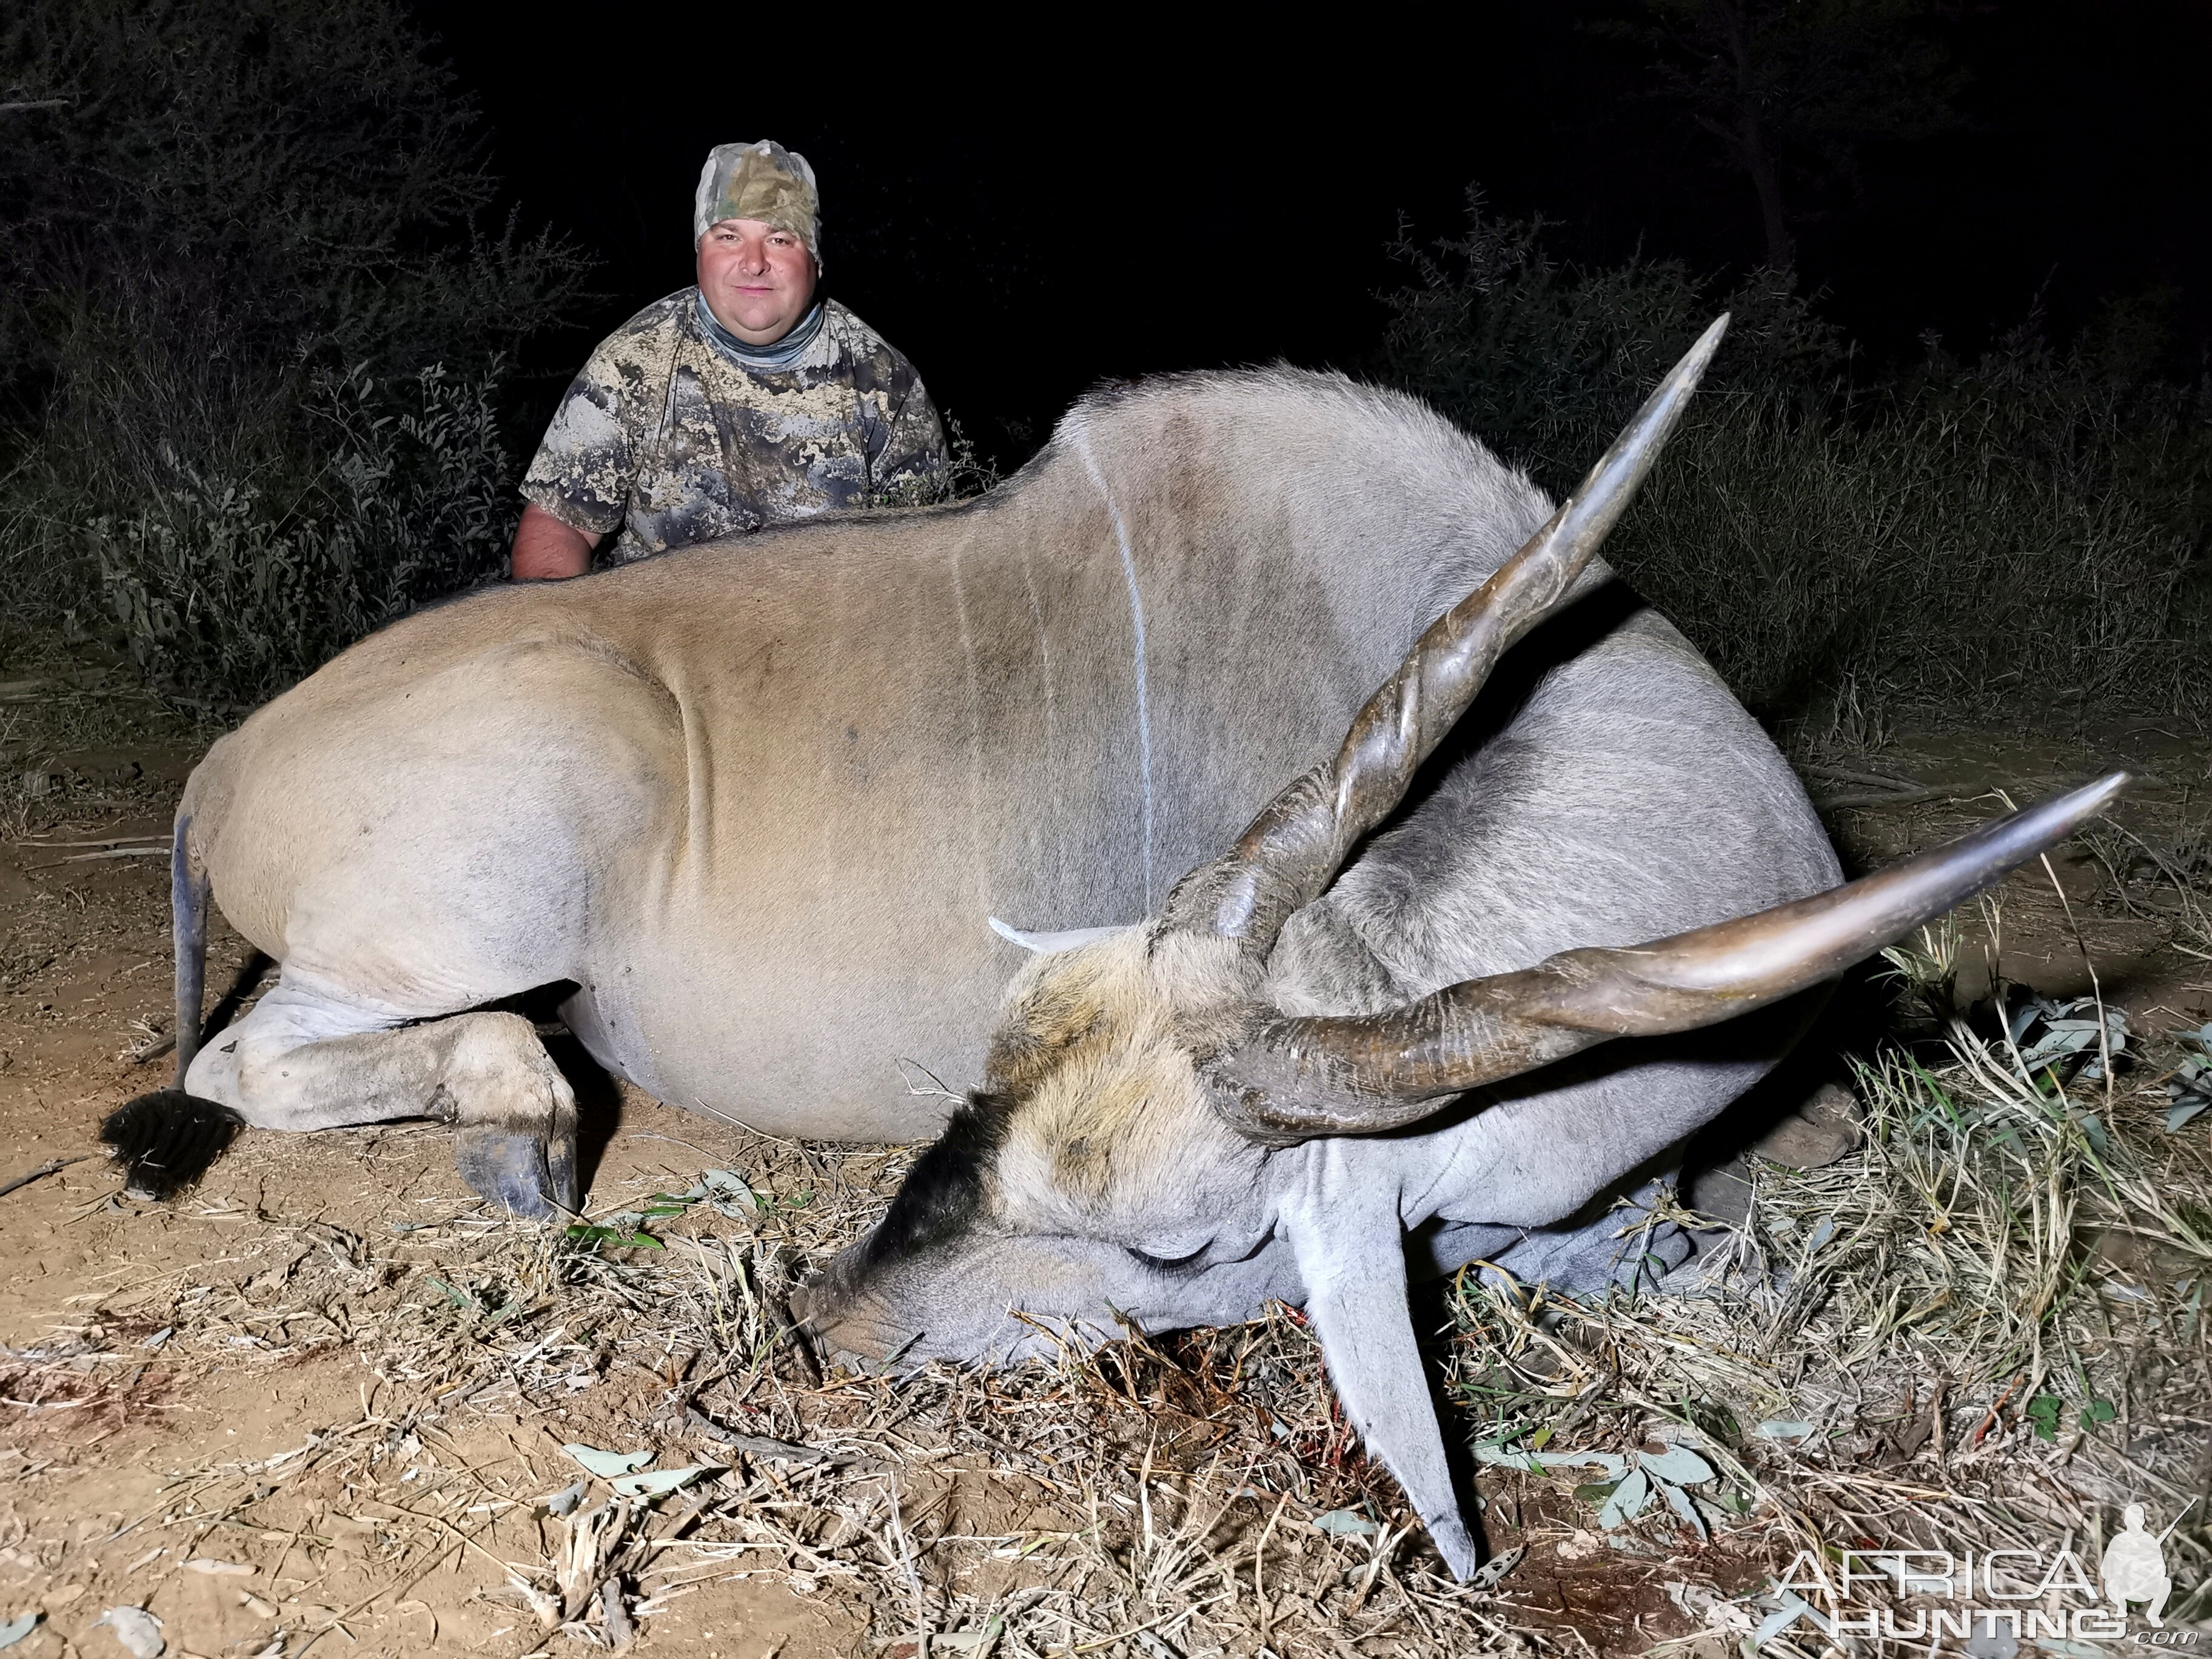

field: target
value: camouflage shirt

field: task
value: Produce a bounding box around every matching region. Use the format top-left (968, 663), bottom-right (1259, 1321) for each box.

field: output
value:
top-left (521, 290), bottom-right (947, 565)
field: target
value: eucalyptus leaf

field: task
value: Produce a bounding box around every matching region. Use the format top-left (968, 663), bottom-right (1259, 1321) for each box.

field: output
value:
top-left (1312, 1509), bottom-right (1378, 1537)
top-left (544, 1478), bottom-right (588, 1517)
top-left (0, 1614), bottom-right (39, 1651)
top-left (610, 1463), bottom-right (720, 1498)
top-left (563, 1443), bottom-right (654, 1478)
top-left (1754, 1599), bottom-right (1810, 1646)
top-left (1754, 1419), bottom-right (1816, 1441)
top-left (1598, 1466), bottom-right (1651, 1528)
top-left (2011, 996), bottom-right (2129, 1084)
top-left (1658, 1476), bottom-right (1709, 1540)
top-left (2164, 1055), bottom-right (2212, 1132)
top-left (564, 1225), bottom-right (663, 1250)
top-left (702, 1167), bottom-right (760, 1219)
top-left (1467, 1543), bottom-right (1525, 1590)
top-left (1637, 1444), bottom-right (1714, 1487)
top-left (1473, 1444), bottom-right (1627, 1478)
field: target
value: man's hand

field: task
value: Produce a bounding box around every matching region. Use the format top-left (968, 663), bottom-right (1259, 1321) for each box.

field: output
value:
top-left (510, 504), bottom-right (601, 580)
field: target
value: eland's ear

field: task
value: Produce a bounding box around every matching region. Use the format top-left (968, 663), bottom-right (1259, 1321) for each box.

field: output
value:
top-left (1278, 1144), bottom-right (1480, 1580)
top-left (987, 916), bottom-right (1128, 955)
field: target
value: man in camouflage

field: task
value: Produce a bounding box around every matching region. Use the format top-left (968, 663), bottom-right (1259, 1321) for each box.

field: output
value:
top-left (511, 140), bottom-right (948, 577)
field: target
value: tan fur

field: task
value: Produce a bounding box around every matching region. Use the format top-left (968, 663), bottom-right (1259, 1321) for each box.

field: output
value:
top-left (173, 368), bottom-right (1559, 1143)
top-left (988, 929), bottom-right (1251, 1223)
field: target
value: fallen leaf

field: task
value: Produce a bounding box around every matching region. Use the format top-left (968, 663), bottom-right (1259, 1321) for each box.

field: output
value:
top-left (609, 1464), bottom-right (720, 1499)
top-left (701, 1168), bottom-right (757, 1217)
top-left (543, 1478), bottom-right (588, 1517)
top-left (186, 1559), bottom-right (254, 1577)
top-left (1637, 1444), bottom-right (1715, 1487)
top-left (563, 1224), bottom-right (664, 1250)
top-left (1598, 1467), bottom-right (1651, 1528)
top-left (563, 1444), bottom-right (653, 1478)
top-left (926, 1630), bottom-right (1002, 1652)
top-left (2009, 997), bottom-right (2130, 1083)
top-left (1472, 1443), bottom-right (1627, 1478)
top-left (0, 1614), bottom-right (39, 1651)
top-left (1657, 1476), bottom-right (1709, 1540)
top-left (1311, 1509), bottom-right (1377, 1537)
top-left (1754, 1591), bottom-right (1825, 1647)
top-left (1467, 1543), bottom-right (1524, 1590)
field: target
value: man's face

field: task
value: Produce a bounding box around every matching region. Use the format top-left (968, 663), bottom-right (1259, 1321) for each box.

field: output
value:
top-left (697, 218), bottom-right (818, 346)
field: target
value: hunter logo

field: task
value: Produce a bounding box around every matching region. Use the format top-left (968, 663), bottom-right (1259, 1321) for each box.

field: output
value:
top-left (2102, 1504), bottom-right (2176, 1628)
top-left (1768, 1507), bottom-right (2193, 1645)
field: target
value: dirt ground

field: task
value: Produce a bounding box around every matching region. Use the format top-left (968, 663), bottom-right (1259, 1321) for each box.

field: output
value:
top-left (3, 667), bottom-right (2208, 1658)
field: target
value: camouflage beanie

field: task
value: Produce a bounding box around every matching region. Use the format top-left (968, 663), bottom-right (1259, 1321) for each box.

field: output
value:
top-left (693, 140), bottom-right (821, 266)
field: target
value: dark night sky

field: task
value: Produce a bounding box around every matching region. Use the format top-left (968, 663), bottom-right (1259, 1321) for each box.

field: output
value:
top-left (420, 2), bottom-right (2211, 464)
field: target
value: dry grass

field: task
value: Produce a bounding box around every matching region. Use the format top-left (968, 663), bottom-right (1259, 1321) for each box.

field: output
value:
top-left (1447, 1021), bottom-right (2210, 1599)
top-left (10, 1126), bottom-right (1550, 1655)
top-left (13, 968), bottom-right (2207, 1657)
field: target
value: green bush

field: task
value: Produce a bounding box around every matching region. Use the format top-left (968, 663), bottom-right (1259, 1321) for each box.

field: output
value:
top-left (85, 365), bottom-right (514, 701)
top-left (1377, 196), bottom-right (2212, 722)
top-left (0, 0), bottom-right (589, 699)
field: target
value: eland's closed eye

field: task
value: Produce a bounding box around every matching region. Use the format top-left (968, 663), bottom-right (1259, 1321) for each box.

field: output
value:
top-left (1124, 1241), bottom-right (1209, 1273)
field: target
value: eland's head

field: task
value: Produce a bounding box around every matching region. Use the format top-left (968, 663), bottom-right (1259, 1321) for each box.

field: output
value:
top-left (794, 317), bottom-right (2127, 1577)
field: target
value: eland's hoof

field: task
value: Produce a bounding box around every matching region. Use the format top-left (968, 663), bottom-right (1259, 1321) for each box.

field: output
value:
top-left (455, 1122), bottom-right (577, 1219)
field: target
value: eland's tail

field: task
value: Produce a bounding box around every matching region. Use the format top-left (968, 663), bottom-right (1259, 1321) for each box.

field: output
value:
top-left (100, 810), bottom-right (244, 1198)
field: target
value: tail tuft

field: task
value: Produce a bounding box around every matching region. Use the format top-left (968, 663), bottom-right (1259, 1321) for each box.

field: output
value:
top-left (101, 1091), bottom-right (246, 1199)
